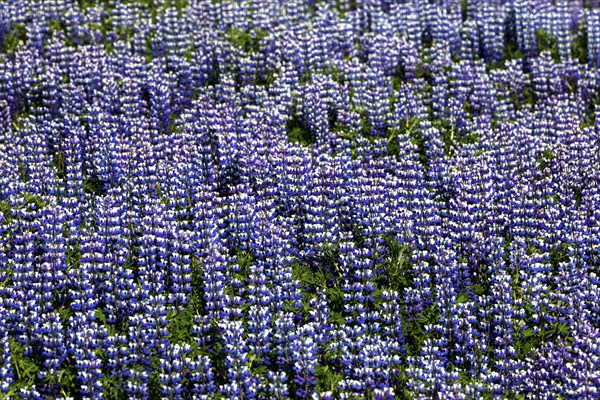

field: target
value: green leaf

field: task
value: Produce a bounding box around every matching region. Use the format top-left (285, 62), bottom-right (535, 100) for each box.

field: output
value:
top-left (287, 116), bottom-right (316, 147)
top-left (535, 29), bottom-right (560, 63)
top-left (315, 365), bottom-right (343, 394)
top-left (0, 201), bottom-right (11, 221)
top-left (23, 194), bottom-right (47, 209)
top-left (456, 293), bottom-right (470, 304)
top-left (225, 27), bottom-right (268, 54)
top-left (522, 329), bottom-right (534, 338)
top-left (95, 308), bottom-right (107, 325)
top-left (1, 23), bottom-right (27, 53)
top-left (469, 283), bottom-right (486, 296)
top-left (381, 237), bottom-right (412, 291)
top-left (8, 339), bottom-right (40, 394)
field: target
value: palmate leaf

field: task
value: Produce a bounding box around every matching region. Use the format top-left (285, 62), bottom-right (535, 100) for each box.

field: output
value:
top-left (7, 339), bottom-right (40, 395)
top-left (167, 306), bottom-right (196, 344)
top-left (456, 293), bottom-right (470, 304)
top-left (315, 365), bottom-right (343, 395)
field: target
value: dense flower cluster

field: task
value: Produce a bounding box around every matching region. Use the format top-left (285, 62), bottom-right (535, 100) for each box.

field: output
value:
top-left (2, 0), bottom-right (600, 398)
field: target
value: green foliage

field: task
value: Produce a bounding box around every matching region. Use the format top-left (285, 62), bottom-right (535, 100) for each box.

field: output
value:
top-left (167, 305), bottom-right (196, 344)
top-left (330, 66), bottom-right (345, 85)
top-left (182, 43), bottom-right (195, 62)
top-left (315, 364), bottom-right (343, 395)
top-left (95, 308), bottom-right (108, 328)
top-left (386, 115), bottom-right (428, 167)
top-left (535, 29), bottom-right (560, 63)
top-left (333, 123), bottom-right (357, 143)
top-left (456, 293), bottom-right (471, 304)
top-left (391, 65), bottom-right (406, 92)
top-left (573, 185), bottom-right (584, 206)
top-left (331, 112), bottom-right (361, 158)
top-left (564, 74), bottom-right (579, 95)
top-left (0, 195), bottom-right (52, 225)
top-left (503, 35), bottom-right (524, 63)
top-left (403, 304), bottom-right (440, 357)
top-left (145, 35), bottom-right (154, 64)
top-left (421, 31), bottom-right (434, 51)
top-left (292, 263), bottom-right (327, 291)
top-left (409, 127), bottom-right (428, 168)
top-left (548, 243), bottom-right (570, 272)
top-left (43, 357), bottom-right (79, 398)
top-left (48, 19), bottom-right (66, 39)
top-left (571, 24), bottom-right (588, 64)
top-left (246, 350), bottom-right (267, 378)
top-left (7, 339), bottom-right (41, 396)
top-left (83, 176), bottom-right (106, 196)
top-left (190, 256), bottom-right (205, 297)
top-left (387, 116), bottom-right (421, 160)
top-left (581, 98), bottom-right (598, 128)
top-left (23, 194), bottom-right (47, 209)
top-left (460, 0), bottom-right (468, 20)
top-left (356, 108), bottom-right (372, 137)
top-left (521, 85), bottom-right (536, 108)
top-left (234, 249), bottom-right (254, 283)
top-left (433, 117), bottom-right (479, 157)
top-left (299, 69), bottom-right (313, 85)
top-left (535, 148), bottom-right (554, 170)
top-left (56, 303), bottom-right (75, 329)
top-left (1, 23), bottom-right (26, 54)
top-left (514, 318), bottom-right (572, 359)
top-left (77, 0), bottom-right (186, 20)
top-left (291, 245), bottom-right (346, 325)
top-left (77, 0), bottom-right (113, 9)
top-left (255, 68), bottom-right (277, 87)
top-left (154, 182), bottom-right (169, 205)
top-left (0, 201), bottom-right (11, 221)
top-left (286, 113), bottom-right (316, 147)
top-left (99, 369), bottom-right (126, 400)
top-left (166, 0), bottom-right (189, 12)
top-left (382, 237), bottom-right (412, 291)
top-left (416, 64), bottom-right (433, 85)
top-left (225, 27), bottom-right (268, 54)
top-left (508, 254), bottom-right (574, 360)
top-left (47, 20), bottom-right (75, 48)
top-left (467, 283), bottom-right (487, 297)
top-left (53, 151), bottom-right (67, 181)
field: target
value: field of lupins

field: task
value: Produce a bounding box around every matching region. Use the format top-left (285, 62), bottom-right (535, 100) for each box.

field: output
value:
top-left (3, 0), bottom-right (600, 398)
